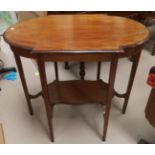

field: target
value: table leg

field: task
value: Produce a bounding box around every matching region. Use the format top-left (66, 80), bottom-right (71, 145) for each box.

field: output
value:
top-left (64, 62), bottom-right (70, 69)
top-left (37, 56), bottom-right (54, 142)
top-left (54, 62), bottom-right (59, 80)
top-left (64, 61), bottom-right (86, 80)
top-left (80, 62), bottom-right (85, 80)
top-left (152, 42), bottom-right (155, 56)
top-left (103, 55), bottom-right (118, 141)
top-left (122, 47), bottom-right (142, 114)
top-left (97, 61), bottom-right (101, 80)
top-left (14, 54), bottom-right (33, 115)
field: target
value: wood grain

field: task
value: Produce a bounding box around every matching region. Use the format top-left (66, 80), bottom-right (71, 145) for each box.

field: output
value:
top-left (47, 80), bottom-right (111, 105)
top-left (4, 14), bottom-right (149, 53)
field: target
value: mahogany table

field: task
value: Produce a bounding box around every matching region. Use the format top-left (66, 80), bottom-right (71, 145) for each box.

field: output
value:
top-left (4, 14), bottom-right (149, 142)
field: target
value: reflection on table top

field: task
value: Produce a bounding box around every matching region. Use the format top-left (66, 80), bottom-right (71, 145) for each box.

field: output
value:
top-left (4, 14), bottom-right (149, 53)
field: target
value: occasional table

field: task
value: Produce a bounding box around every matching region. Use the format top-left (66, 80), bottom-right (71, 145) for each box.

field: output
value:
top-left (4, 14), bottom-right (149, 142)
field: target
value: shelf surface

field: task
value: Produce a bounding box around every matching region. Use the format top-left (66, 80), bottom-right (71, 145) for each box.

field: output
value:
top-left (47, 80), bottom-right (111, 105)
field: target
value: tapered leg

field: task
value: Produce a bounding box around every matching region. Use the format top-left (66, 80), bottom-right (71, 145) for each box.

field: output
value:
top-left (80, 62), bottom-right (85, 80)
top-left (14, 53), bottom-right (33, 115)
top-left (54, 62), bottom-right (59, 81)
top-left (152, 42), bottom-right (155, 56)
top-left (37, 56), bottom-right (54, 142)
top-left (122, 48), bottom-right (142, 114)
top-left (64, 62), bottom-right (70, 69)
top-left (97, 62), bottom-right (101, 80)
top-left (103, 55), bottom-right (118, 141)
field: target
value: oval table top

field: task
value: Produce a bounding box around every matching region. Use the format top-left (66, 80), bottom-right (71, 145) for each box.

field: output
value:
top-left (4, 14), bottom-right (150, 53)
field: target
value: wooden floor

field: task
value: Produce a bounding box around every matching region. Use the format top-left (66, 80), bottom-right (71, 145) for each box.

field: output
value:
top-left (0, 123), bottom-right (4, 144)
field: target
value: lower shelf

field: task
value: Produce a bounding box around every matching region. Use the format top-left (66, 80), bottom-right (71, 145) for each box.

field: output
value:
top-left (47, 80), bottom-right (112, 105)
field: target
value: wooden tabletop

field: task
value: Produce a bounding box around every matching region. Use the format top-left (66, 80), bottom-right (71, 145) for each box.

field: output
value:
top-left (4, 14), bottom-right (149, 53)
